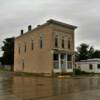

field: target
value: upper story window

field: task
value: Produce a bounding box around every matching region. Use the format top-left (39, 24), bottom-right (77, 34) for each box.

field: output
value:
top-left (18, 43), bottom-right (21, 54)
top-left (68, 39), bottom-right (71, 49)
top-left (40, 33), bottom-right (44, 48)
top-left (55, 35), bottom-right (58, 48)
top-left (67, 54), bottom-right (72, 61)
top-left (31, 40), bottom-right (34, 50)
top-left (18, 47), bottom-right (20, 54)
top-left (62, 37), bottom-right (65, 48)
top-left (24, 44), bottom-right (27, 53)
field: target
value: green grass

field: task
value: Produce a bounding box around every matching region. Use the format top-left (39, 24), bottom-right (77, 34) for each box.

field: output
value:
top-left (15, 72), bottom-right (34, 76)
top-left (0, 68), bottom-right (10, 72)
top-left (14, 72), bottom-right (53, 77)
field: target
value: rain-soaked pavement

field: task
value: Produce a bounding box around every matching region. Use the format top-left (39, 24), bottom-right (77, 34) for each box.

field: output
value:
top-left (0, 73), bottom-right (100, 100)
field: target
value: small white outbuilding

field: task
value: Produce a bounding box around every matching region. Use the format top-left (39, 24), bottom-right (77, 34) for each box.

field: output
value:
top-left (76, 59), bottom-right (100, 73)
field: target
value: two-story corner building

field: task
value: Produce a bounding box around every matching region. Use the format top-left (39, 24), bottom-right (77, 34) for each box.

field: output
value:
top-left (14, 19), bottom-right (77, 75)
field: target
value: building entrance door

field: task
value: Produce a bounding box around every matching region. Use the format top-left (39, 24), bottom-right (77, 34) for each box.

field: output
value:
top-left (53, 53), bottom-right (67, 73)
top-left (61, 53), bottom-right (67, 72)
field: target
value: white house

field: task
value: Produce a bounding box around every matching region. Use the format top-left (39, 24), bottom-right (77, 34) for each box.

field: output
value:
top-left (75, 59), bottom-right (100, 73)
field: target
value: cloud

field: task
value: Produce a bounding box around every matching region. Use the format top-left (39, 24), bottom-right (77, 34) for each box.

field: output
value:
top-left (0, 0), bottom-right (100, 56)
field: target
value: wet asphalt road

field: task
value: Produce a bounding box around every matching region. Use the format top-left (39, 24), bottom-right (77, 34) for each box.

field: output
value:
top-left (0, 72), bottom-right (100, 100)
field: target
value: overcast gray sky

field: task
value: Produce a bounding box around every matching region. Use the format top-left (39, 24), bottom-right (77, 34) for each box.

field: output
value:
top-left (0, 0), bottom-right (100, 56)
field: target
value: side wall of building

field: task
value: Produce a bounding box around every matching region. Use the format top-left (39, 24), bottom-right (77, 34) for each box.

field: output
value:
top-left (14, 25), bottom-right (53, 74)
top-left (76, 62), bottom-right (100, 73)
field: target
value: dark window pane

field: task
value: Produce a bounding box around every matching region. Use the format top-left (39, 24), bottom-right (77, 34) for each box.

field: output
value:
top-left (24, 44), bottom-right (26, 52)
top-left (40, 38), bottom-right (43, 48)
top-left (62, 39), bottom-right (64, 48)
top-left (97, 64), bottom-right (100, 69)
top-left (55, 36), bottom-right (58, 48)
top-left (68, 40), bottom-right (71, 49)
top-left (18, 47), bottom-right (20, 54)
top-left (89, 64), bottom-right (93, 70)
top-left (67, 55), bottom-right (72, 61)
top-left (22, 60), bottom-right (24, 70)
top-left (31, 40), bottom-right (34, 50)
top-left (61, 53), bottom-right (65, 59)
top-left (53, 54), bottom-right (58, 60)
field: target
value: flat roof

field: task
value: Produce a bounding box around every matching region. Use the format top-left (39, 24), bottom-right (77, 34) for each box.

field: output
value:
top-left (47, 19), bottom-right (77, 29)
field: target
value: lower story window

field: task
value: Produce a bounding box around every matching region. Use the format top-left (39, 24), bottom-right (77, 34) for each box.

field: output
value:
top-left (22, 60), bottom-right (24, 70)
top-left (67, 55), bottom-right (72, 61)
top-left (97, 64), bottom-right (100, 69)
top-left (53, 54), bottom-right (59, 69)
top-left (54, 61), bottom-right (59, 69)
top-left (67, 62), bottom-right (72, 69)
top-left (89, 64), bottom-right (93, 70)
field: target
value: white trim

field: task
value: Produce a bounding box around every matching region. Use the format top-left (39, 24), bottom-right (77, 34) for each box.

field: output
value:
top-left (58, 53), bottom-right (61, 71)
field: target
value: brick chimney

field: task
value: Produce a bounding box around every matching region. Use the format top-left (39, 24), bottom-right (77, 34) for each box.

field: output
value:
top-left (21, 30), bottom-right (24, 35)
top-left (28, 25), bottom-right (32, 31)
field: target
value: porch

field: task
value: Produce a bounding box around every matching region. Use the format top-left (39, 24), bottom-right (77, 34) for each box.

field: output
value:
top-left (53, 52), bottom-right (74, 73)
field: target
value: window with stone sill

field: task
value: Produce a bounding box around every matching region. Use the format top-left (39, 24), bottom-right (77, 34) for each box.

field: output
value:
top-left (68, 40), bottom-right (71, 49)
top-left (40, 33), bottom-right (44, 48)
top-left (62, 37), bottom-right (65, 48)
top-left (55, 35), bottom-right (58, 48)
top-left (31, 40), bottom-right (34, 50)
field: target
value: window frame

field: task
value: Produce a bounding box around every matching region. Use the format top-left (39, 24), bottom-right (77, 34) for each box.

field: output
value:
top-left (89, 64), bottom-right (93, 70)
top-left (97, 64), bottom-right (100, 69)
top-left (40, 33), bottom-right (44, 48)
top-left (62, 37), bottom-right (65, 49)
top-left (24, 44), bottom-right (27, 53)
top-left (55, 35), bottom-right (58, 48)
top-left (68, 39), bottom-right (71, 49)
top-left (31, 40), bottom-right (34, 50)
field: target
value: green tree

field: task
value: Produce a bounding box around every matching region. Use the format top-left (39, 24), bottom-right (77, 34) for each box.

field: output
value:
top-left (76, 43), bottom-right (89, 61)
top-left (88, 46), bottom-right (95, 59)
top-left (1, 37), bottom-right (15, 71)
top-left (75, 51), bottom-right (79, 61)
top-left (92, 50), bottom-right (100, 58)
top-left (76, 43), bottom-right (100, 61)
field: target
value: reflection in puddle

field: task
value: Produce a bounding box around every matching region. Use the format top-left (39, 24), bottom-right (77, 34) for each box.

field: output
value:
top-left (0, 73), bottom-right (100, 100)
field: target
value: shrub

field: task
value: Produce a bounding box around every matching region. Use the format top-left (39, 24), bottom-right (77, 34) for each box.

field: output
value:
top-left (74, 69), bottom-right (81, 75)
